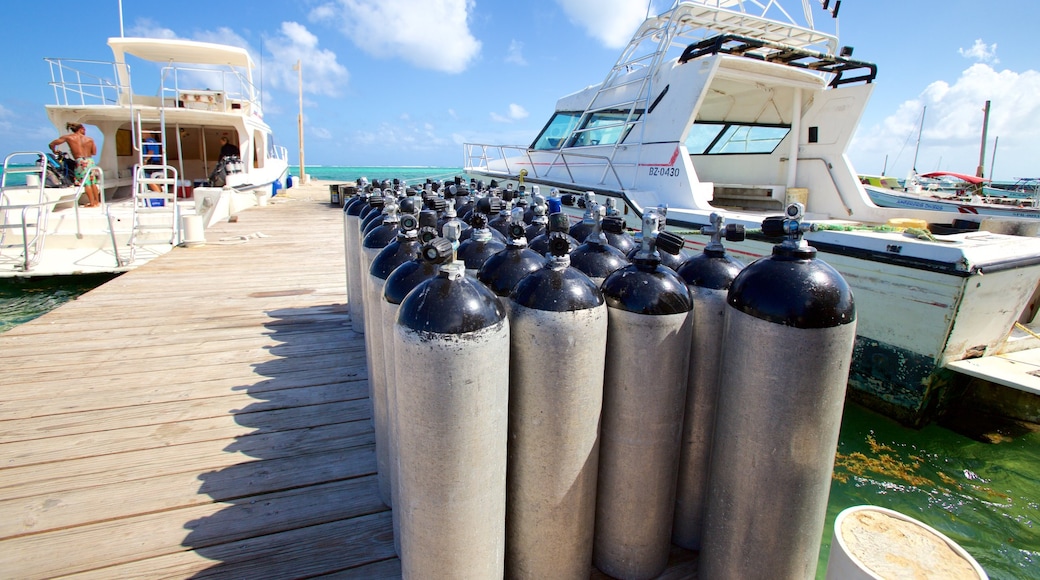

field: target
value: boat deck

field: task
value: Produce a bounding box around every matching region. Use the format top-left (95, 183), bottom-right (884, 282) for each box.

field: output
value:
top-left (0, 181), bottom-right (699, 579)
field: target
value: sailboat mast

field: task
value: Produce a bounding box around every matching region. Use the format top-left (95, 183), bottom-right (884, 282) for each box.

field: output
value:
top-left (911, 106), bottom-right (925, 173)
top-left (977, 100), bottom-right (991, 178)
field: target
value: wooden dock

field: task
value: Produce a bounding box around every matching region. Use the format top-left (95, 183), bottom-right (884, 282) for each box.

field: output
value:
top-left (0, 182), bottom-right (698, 579)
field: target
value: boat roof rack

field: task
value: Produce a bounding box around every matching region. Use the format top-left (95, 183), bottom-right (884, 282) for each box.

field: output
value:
top-left (678, 34), bottom-right (877, 88)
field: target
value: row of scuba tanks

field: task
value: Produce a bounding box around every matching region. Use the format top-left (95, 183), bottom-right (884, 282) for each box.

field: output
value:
top-left (342, 177), bottom-right (857, 580)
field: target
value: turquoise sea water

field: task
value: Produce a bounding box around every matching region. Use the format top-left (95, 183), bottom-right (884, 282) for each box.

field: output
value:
top-left (1, 166), bottom-right (1037, 578)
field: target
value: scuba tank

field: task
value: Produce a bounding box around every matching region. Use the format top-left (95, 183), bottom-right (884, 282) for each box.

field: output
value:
top-left (594, 208), bottom-right (694, 580)
top-left (505, 231), bottom-right (606, 579)
top-left (699, 204), bottom-right (856, 580)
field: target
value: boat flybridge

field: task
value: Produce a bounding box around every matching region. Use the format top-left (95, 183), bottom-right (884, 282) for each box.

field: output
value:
top-left (0, 36), bottom-right (289, 277)
top-left (464, 0), bottom-right (1040, 426)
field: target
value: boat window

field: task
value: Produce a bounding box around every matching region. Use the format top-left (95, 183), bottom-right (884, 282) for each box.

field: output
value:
top-left (686, 122), bottom-right (790, 154)
top-left (568, 111), bottom-right (642, 148)
top-left (531, 112), bottom-right (583, 150)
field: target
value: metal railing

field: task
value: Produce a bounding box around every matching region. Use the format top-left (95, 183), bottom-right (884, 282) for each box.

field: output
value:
top-left (464, 143), bottom-right (630, 193)
top-left (46, 59), bottom-right (130, 107)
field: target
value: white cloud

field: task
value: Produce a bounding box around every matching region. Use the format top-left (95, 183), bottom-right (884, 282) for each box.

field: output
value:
top-left (125, 19), bottom-right (348, 98)
top-left (127, 18), bottom-right (178, 39)
top-left (508, 104), bottom-right (529, 120)
top-left (958, 39), bottom-right (998, 63)
top-left (351, 120), bottom-right (451, 153)
top-left (556, 0), bottom-right (649, 48)
top-left (263, 22), bottom-right (349, 97)
top-left (311, 126), bottom-right (333, 139)
top-left (852, 63), bottom-right (1040, 179)
top-left (314, 0), bottom-right (481, 74)
top-left (490, 104), bottom-right (530, 124)
top-left (506, 40), bottom-right (527, 66)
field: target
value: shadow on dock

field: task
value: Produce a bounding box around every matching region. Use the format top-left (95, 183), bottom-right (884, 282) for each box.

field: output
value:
top-left (180, 305), bottom-right (401, 578)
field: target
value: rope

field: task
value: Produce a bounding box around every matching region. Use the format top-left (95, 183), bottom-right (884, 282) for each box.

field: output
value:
top-left (1014, 322), bottom-right (1040, 341)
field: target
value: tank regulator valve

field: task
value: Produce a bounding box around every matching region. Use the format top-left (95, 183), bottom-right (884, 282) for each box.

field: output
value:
top-left (761, 203), bottom-right (816, 248)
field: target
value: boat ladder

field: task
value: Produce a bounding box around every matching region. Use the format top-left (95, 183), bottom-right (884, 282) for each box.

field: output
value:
top-left (0, 153), bottom-right (55, 271)
top-left (127, 112), bottom-right (180, 263)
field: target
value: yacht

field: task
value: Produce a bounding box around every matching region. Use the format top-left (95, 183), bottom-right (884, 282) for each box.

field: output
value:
top-left (464, 0), bottom-right (1040, 426)
top-left (0, 36), bottom-right (289, 277)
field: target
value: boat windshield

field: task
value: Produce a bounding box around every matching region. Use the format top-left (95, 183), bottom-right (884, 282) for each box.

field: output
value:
top-left (531, 112), bottom-right (582, 150)
top-left (686, 122), bottom-right (790, 154)
top-left (531, 110), bottom-right (643, 150)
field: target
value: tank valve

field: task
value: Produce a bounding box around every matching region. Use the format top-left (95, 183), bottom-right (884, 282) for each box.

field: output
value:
top-left (761, 203), bottom-right (815, 248)
top-left (701, 212), bottom-right (746, 252)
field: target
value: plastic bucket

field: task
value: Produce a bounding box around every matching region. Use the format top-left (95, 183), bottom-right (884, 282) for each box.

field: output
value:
top-left (825, 505), bottom-right (987, 580)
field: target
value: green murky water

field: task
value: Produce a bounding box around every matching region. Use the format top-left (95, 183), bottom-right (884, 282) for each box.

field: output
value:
top-left (821, 402), bottom-right (1040, 579)
top-left (0, 274), bottom-right (118, 333)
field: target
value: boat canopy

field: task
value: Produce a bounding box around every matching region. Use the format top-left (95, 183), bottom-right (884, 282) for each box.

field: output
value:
top-left (920, 171), bottom-right (987, 184)
top-left (108, 37), bottom-right (254, 69)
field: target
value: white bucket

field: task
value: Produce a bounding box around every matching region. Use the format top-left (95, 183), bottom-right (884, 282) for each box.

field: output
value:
top-left (26, 174), bottom-right (40, 187)
top-left (180, 215), bottom-right (206, 247)
top-left (255, 191), bottom-right (268, 207)
top-left (825, 505), bottom-right (988, 580)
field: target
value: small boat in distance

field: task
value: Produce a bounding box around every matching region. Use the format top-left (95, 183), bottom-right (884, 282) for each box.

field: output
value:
top-left (465, 0), bottom-right (1040, 426)
top-left (862, 171), bottom-right (1040, 219)
top-left (0, 36), bottom-right (289, 277)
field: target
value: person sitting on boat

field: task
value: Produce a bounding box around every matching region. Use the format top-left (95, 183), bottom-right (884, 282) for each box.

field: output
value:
top-left (50, 123), bottom-right (101, 207)
top-left (143, 137), bottom-right (163, 193)
top-left (219, 136), bottom-right (240, 159)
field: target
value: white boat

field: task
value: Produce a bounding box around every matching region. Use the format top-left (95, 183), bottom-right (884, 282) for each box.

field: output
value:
top-left (863, 170), bottom-right (1040, 220)
top-left (0, 37), bottom-right (289, 277)
top-left (464, 0), bottom-right (1040, 426)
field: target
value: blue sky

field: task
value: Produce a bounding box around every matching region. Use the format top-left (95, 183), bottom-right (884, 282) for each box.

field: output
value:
top-left (1, 1), bottom-right (1038, 181)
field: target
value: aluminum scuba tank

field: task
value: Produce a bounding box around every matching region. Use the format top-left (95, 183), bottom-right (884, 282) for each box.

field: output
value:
top-left (671, 213), bottom-right (746, 551)
top-left (361, 200), bottom-right (387, 238)
top-left (359, 202), bottom-right (400, 507)
top-left (569, 205), bottom-right (629, 286)
top-left (382, 234), bottom-right (457, 556)
top-left (477, 207), bottom-right (545, 312)
top-left (360, 192), bottom-right (386, 233)
top-left (343, 190), bottom-right (368, 334)
top-left (601, 204), bottom-right (637, 255)
top-left (460, 195), bottom-right (508, 243)
top-left (488, 194), bottom-right (514, 238)
top-left (594, 208), bottom-right (694, 580)
top-left (626, 205), bottom-right (688, 271)
top-left (394, 250), bottom-right (509, 579)
top-left (367, 212), bottom-right (421, 508)
top-left (520, 191), bottom-right (544, 227)
top-left (346, 190), bottom-right (372, 333)
top-left (699, 203), bottom-right (856, 580)
top-left (524, 198), bottom-right (548, 241)
top-left (528, 212), bottom-right (579, 256)
top-left (568, 191), bottom-right (599, 243)
top-left (457, 212), bottom-right (507, 277)
top-left (505, 231), bottom-right (606, 579)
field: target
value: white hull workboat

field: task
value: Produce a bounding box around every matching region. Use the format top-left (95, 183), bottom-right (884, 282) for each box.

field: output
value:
top-left (0, 37), bottom-right (289, 277)
top-left (465, 0), bottom-right (1040, 426)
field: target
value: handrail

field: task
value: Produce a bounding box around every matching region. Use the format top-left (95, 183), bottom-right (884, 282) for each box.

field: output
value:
top-left (46, 58), bottom-right (129, 106)
top-left (464, 143), bottom-right (629, 193)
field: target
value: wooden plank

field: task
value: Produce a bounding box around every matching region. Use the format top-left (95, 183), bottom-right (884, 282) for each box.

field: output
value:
top-left (0, 446), bottom-right (377, 539)
top-left (61, 511), bottom-right (395, 580)
top-left (0, 477), bottom-right (390, 579)
top-left (0, 420), bottom-right (374, 499)
top-left (0, 382), bottom-right (367, 443)
top-left (0, 372), bottom-right (368, 421)
top-left (0, 398), bottom-right (371, 469)
top-left (947, 348), bottom-right (1040, 395)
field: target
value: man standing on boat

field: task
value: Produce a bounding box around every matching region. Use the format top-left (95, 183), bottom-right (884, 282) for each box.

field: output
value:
top-left (50, 123), bottom-right (101, 207)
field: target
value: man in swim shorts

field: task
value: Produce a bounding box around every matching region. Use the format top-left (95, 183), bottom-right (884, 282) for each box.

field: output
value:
top-left (50, 123), bottom-right (101, 207)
